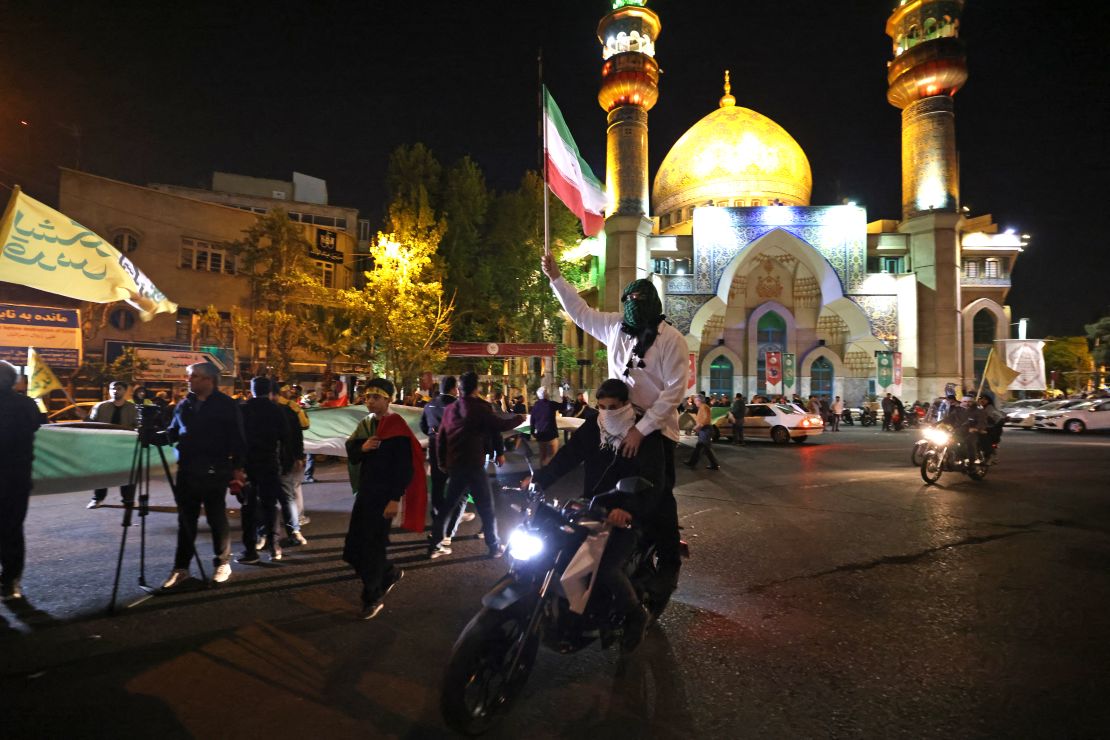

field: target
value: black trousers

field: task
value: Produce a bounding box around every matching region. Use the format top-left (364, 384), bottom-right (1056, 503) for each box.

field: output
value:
top-left (0, 478), bottom-right (31, 585)
top-left (650, 438), bottom-right (681, 595)
top-left (92, 484), bottom-right (136, 503)
top-left (434, 465), bottom-right (499, 549)
top-left (345, 493), bottom-right (395, 606)
top-left (173, 465), bottom-right (232, 569)
top-left (593, 526), bottom-right (640, 617)
top-left (241, 472), bottom-right (282, 555)
top-left (686, 434), bottom-right (719, 467)
top-left (428, 442), bottom-right (463, 542)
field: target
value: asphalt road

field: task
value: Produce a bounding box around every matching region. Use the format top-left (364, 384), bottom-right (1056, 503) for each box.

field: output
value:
top-left (3, 424), bottom-right (1109, 739)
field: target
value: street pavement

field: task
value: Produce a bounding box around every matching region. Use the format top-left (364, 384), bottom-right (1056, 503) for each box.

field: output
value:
top-left (3, 424), bottom-right (1110, 738)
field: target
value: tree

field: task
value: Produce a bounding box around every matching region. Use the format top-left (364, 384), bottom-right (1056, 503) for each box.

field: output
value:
top-left (439, 156), bottom-right (492, 340)
top-left (1043, 336), bottom-right (1094, 393)
top-left (298, 303), bottom-right (356, 386)
top-left (1085, 316), bottom-right (1110, 369)
top-left (82, 346), bottom-right (149, 388)
top-left (230, 210), bottom-right (323, 377)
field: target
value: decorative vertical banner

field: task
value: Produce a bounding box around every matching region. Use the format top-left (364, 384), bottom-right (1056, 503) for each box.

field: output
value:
top-left (893, 352), bottom-right (903, 394)
top-left (782, 353), bottom-right (796, 395)
top-left (688, 353), bottom-right (697, 391)
top-left (876, 350), bottom-right (894, 391)
top-left (1000, 340), bottom-right (1046, 391)
top-left (765, 351), bottom-right (783, 394)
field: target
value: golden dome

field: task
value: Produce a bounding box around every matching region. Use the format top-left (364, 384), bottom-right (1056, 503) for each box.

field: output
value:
top-left (653, 79), bottom-right (812, 230)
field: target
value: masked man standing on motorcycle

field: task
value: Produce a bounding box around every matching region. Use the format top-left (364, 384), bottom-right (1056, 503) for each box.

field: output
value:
top-left (524, 378), bottom-right (663, 652)
top-left (543, 254), bottom-right (687, 608)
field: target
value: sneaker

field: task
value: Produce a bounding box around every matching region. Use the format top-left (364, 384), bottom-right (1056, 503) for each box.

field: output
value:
top-left (359, 602), bottom-right (384, 620)
top-left (235, 552), bottom-right (261, 565)
top-left (256, 535), bottom-right (267, 551)
top-left (429, 544), bottom-right (452, 559)
top-left (269, 547), bottom-right (283, 562)
top-left (86, 499), bottom-right (103, 509)
top-left (288, 531), bottom-right (308, 546)
top-left (487, 545), bottom-right (505, 559)
top-left (161, 569), bottom-right (190, 590)
top-left (384, 568), bottom-right (405, 596)
top-left (299, 516), bottom-right (311, 526)
top-left (303, 476), bottom-right (316, 484)
top-left (213, 564), bottom-right (232, 583)
top-left (0, 581), bottom-right (23, 601)
top-left (706, 464), bottom-right (721, 471)
top-left (460, 511), bottom-right (477, 523)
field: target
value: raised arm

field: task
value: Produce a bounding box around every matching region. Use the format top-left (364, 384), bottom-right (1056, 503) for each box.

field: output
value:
top-left (543, 253), bottom-right (621, 344)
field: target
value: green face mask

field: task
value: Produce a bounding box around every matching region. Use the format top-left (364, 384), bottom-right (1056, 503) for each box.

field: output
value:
top-left (621, 279), bottom-right (663, 330)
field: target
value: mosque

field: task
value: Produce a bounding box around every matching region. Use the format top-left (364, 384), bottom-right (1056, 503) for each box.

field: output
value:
top-left (569, 0), bottom-right (1023, 404)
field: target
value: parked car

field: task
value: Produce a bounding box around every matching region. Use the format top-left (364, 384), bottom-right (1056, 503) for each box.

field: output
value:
top-left (1000, 399), bottom-right (1047, 414)
top-left (713, 402), bottom-right (825, 444)
top-left (1007, 398), bottom-right (1087, 428)
top-left (1034, 399), bottom-right (1110, 433)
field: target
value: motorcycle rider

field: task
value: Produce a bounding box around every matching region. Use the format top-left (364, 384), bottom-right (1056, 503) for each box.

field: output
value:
top-left (977, 395), bottom-right (1006, 462)
top-left (523, 378), bottom-right (662, 652)
top-left (944, 395), bottom-right (975, 461)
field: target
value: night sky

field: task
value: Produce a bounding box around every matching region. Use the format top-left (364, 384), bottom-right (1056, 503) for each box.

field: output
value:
top-left (1, 0), bottom-right (1106, 335)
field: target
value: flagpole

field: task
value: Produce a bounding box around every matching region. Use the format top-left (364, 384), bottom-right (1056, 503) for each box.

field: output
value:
top-left (538, 49), bottom-right (551, 257)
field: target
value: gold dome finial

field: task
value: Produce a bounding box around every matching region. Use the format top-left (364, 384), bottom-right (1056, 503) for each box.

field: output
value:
top-left (719, 69), bottom-right (736, 108)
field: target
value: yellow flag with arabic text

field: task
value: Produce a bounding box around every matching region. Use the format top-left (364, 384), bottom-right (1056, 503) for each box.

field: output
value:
top-left (27, 347), bottom-right (64, 399)
top-left (0, 187), bottom-right (177, 320)
top-left (983, 347), bottom-right (1020, 391)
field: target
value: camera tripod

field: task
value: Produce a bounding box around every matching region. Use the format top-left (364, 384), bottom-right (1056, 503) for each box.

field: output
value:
top-left (107, 413), bottom-right (207, 615)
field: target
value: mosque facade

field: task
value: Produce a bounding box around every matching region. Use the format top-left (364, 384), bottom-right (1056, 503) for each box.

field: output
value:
top-left (572, 0), bottom-right (1023, 404)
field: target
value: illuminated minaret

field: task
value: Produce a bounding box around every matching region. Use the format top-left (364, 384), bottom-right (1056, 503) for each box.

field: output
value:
top-left (596, 0), bottom-right (661, 310)
top-left (886, 0), bottom-right (968, 397)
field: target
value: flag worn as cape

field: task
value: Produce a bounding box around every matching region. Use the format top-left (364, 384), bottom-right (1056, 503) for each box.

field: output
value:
top-left (544, 87), bottom-right (606, 237)
top-left (27, 347), bottom-right (63, 398)
top-left (375, 411), bottom-right (428, 534)
top-left (0, 187), bottom-right (177, 320)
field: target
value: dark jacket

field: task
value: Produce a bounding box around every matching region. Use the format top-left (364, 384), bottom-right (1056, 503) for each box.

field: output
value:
top-left (437, 395), bottom-right (524, 470)
top-left (0, 389), bottom-right (43, 482)
top-left (166, 389), bottom-right (247, 470)
top-left (277, 403), bottom-right (304, 474)
top-left (345, 435), bottom-right (413, 503)
top-left (532, 413), bottom-right (664, 520)
top-left (241, 397), bottom-right (291, 477)
top-left (421, 392), bottom-right (457, 464)
top-left (89, 399), bottom-right (138, 429)
top-left (529, 398), bottom-right (560, 442)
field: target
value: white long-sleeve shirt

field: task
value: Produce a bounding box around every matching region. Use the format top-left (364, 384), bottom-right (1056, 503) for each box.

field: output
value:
top-left (550, 276), bottom-right (687, 443)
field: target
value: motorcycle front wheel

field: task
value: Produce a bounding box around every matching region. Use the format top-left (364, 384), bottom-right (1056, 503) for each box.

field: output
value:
top-left (911, 441), bottom-right (927, 467)
top-left (921, 450), bottom-right (943, 485)
top-left (967, 461), bottom-right (989, 481)
top-left (441, 604), bottom-right (541, 736)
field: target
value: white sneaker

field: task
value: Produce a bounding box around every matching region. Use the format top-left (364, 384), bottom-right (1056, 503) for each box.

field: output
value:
top-left (161, 569), bottom-right (190, 589)
top-left (461, 512), bottom-right (477, 523)
top-left (213, 564), bottom-right (232, 583)
top-left (442, 537), bottom-right (452, 546)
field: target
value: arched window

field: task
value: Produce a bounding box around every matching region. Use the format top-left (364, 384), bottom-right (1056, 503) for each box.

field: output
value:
top-left (924, 17), bottom-right (938, 38)
top-left (811, 356), bottom-right (833, 400)
top-left (973, 309), bottom-right (997, 382)
top-left (756, 311), bottom-right (787, 395)
top-left (108, 307), bottom-right (136, 331)
top-left (111, 230), bottom-right (140, 254)
top-left (709, 355), bottom-right (733, 398)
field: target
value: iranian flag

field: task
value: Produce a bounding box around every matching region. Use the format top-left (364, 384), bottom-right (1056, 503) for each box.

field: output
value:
top-left (544, 86), bottom-right (606, 236)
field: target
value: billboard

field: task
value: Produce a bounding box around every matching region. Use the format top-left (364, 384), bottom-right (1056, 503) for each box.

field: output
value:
top-left (1000, 339), bottom-right (1047, 391)
top-left (104, 340), bottom-right (235, 381)
top-left (0, 303), bottom-right (82, 368)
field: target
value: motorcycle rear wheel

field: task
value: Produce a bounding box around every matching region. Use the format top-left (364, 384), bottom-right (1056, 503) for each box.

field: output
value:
top-left (441, 604), bottom-right (540, 736)
top-left (921, 451), bottom-right (943, 485)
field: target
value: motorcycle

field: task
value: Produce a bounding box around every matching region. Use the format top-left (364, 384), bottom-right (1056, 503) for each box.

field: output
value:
top-left (919, 424), bottom-right (994, 484)
top-left (841, 408), bottom-right (855, 426)
top-left (440, 477), bottom-right (687, 735)
top-left (911, 426), bottom-right (930, 466)
top-left (859, 407), bottom-right (877, 426)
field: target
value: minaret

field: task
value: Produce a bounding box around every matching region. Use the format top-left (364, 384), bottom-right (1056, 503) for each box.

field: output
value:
top-left (886, 0), bottom-right (968, 399)
top-left (596, 0), bottom-right (661, 310)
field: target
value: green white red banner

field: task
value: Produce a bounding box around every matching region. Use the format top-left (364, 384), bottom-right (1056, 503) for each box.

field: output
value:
top-left (544, 86), bottom-right (606, 236)
top-left (782, 353), bottom-right (796, 394)
top-left (765, 351), bottom-right (783, 394)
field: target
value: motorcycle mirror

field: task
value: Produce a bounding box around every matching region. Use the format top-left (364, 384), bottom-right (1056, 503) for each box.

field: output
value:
top-left (616, 476), bottom-right (652, 494)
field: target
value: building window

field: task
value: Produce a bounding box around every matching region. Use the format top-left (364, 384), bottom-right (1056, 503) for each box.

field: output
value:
top-left (315, 260), bottom-right (335, 288)
top-left (358, 219), bottom-right (371, 241)
top-left (111, 230), bottom-right (140, 254)
top-left (709, 356), bottom-right (733, 398)
top-left (756, 311), bottom-right (787, 395)
top-left (811, 356), bottom-right (833, 400)
top-left (963, 259), bottom-right (979, 278)
top-left (673, 258), bottom-right (690, 275)
top-left (109, 307), bottom-right (136, 331)
top-left (751, 199), bottom-right (761, 206)
top-left (984, 258), bottom-right (1000, 278)
top-left (653, 258), bottom-right (671, 275)
top-left (880, 256), bottom-right (904, 273)
top-left (973, 309), bottom-right (996, 382)
top-left (660, 213), bottom-right (670, 229)
top-left (180, 238), bottom-right (235, 274)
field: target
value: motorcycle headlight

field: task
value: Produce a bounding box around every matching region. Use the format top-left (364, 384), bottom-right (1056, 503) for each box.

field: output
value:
top-left (507, 529), bottom-right (544, 561)
top-left (924, 428), bottom-right (951, 445)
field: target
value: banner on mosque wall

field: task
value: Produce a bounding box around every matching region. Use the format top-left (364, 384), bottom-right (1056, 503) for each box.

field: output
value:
top-left (1000, 339), bottom-right (1047, 391)
top-left (765, 351), bottom-right (782, 394)
top-left (782, 353), bottom-right (796, 395)
top-left (876, 351), bottom-right (894, 391)
top-left (893, 352), bottom-right (903, 394)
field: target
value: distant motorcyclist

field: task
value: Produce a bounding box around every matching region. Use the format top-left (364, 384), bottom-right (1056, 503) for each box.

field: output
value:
top-left (523, 378), bottom-right (663, 652)
top-left (944, 395), bottom-right (976, 460)
top-left (977, 395), bottom-right (1006, 462)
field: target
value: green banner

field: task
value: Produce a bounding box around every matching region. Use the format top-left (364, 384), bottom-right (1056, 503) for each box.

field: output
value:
top-left (783, 353), bottom-right (796, 392)
top-left (876, 351), bottom-right (894, 389)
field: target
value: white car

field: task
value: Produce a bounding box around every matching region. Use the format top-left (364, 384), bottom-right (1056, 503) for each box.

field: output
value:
top-left (1008, 398), bottom-right (1087, 428)
top-left (1034, 399), bottom-right (1110, 434)
top-left (713, 402), bottom-right (825, 444)
top-left (1000, 399), bottom-right (1047, 414)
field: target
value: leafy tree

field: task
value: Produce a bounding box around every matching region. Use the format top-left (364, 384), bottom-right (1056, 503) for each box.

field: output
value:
top-left (1085, 315), bottom-right (1110, 369)
top-left (439, 156), bottom-right (492, 340)
top-left (298, 303), bottom-right (356, 386)
top-left (1043, 336), bottom-right (1094, 393)
top-left (82, 346), bottom-right (149, 389)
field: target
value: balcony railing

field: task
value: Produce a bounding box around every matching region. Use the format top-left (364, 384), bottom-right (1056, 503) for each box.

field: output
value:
top-left (960, 274), bottom-right (1011, 287)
